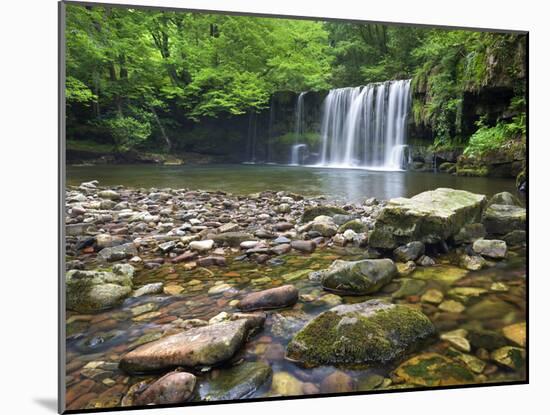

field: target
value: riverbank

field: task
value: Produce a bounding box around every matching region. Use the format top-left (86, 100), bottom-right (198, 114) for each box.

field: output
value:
top-left (64, 182), bottom-right (526, 410)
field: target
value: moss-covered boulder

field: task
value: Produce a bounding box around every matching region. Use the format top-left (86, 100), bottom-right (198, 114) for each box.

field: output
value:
top-left (369, 188), bottom-right (487, 249)
top-left (482, 204), bottom-right (526, 235)
top-left (320, 259), bottom-right (397, 295)
top-left (66, 267), bottom-right (134, 313)
top-left (301, 206), bottom-right (347, 223)
top-left (286, 299), bottom-right (435, 366)
top-left (200, 362), bottom-right (272, 401)
top-left (487, 192), bottom-right (522, 208)
top-left (393, 353), bottom-right (476, 386)
top-left (339, 219), bottom-right (366, 233)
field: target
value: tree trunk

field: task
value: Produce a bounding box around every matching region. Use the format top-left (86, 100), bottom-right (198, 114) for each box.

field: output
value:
top-left (150, 105), bottom-right (171, 151)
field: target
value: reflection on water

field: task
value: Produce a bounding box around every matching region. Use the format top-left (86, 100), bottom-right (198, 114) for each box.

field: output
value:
top-left (67, 164), bottom-right (520, 203)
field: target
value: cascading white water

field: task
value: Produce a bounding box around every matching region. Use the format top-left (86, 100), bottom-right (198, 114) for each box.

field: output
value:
top-left (319, 79), bottom-right (411, 170)
top-left (290, 92), bottom-right (307, 164)
top-left (290, 144), bottom-right (307, 166)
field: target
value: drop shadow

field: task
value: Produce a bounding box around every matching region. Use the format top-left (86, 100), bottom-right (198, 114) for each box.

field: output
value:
top-left (34, 398), bottom-right (58, 413)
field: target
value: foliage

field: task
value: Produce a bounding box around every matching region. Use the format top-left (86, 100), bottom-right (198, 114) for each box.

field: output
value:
top-left (464, 114), bottom-right (526, 156)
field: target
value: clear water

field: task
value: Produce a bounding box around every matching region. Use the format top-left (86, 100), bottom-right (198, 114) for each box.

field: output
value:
top-left (67, 163), bottom-right (520, 204)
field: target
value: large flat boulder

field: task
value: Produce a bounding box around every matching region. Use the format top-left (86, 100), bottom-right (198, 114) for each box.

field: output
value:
top-left (369, 188), bottom-right (487, 249)
top-left (320, 259), bottom-right (397, 295)
top-left (286, 299), bottom-right (435, 366)
top-left (119, 315), bottom-right (264, 373)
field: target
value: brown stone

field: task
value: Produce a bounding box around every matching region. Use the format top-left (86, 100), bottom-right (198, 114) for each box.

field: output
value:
top-left (238, 285), bottom-right (299, 311)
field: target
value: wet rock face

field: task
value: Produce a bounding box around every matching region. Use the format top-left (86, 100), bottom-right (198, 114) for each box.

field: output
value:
top-left (482, 204), bottom-right (526, 235)
top-left (200, 362), bottom-right (272, 401)
top-left (66, 268), bottom-right (134, 313)
top-left (320, 259), bottom-right (397, 295)
top-left (119, 315), bottom-right (264, 373)
top-left (369, 188), bottom-right (487, 249)
top-left (238, 285), bottom-right (299, 311)
top-left (133, 371), bottom-right (196, 405)
top-left (286, 299), bottom-right (435, 366)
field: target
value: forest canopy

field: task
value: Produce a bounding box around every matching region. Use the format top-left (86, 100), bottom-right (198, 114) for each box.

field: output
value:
top-left (65, 4), bottom-right (526, 155)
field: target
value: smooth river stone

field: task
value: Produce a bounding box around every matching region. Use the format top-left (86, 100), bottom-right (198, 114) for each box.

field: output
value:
top-left (238, 285), bottom-right (299, 311)
top-left (134, 372), bottom-right (196, 405)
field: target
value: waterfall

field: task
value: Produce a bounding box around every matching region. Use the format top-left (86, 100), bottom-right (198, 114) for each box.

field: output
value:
top-left (289, 92), bottom-right (307, 164)
top-left (290, 144), bottom-right (307, 165)
top-left (318, 79), bottom-right (411, 170)
top-left (266, 96), bottom-right (275, 163)
top-left (246, 111), bottom-right (258, 163)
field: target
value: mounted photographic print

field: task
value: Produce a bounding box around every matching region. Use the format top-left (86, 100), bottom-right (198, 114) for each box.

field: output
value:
top-left (59, 1), bottom-right (528, 412)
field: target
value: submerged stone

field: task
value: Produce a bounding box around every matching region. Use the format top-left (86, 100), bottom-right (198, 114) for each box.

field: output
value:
top-left (369, 188), bottom-right (487, 249)
top-left (393, 353), bottom-right (476, 386)
top-left (320, 258), bottom-right (397, 295)
top-left (302, 206), bottom-right (347, 223)
top-left (286, 299), bottom-right (435, 366)
top-left (472, 239), bottom-right (507, 259)
top-left (201, 362), bottom-right (272, 401)
top-left (238, 285), bottom-right (299, 311)
top-left (133, 372), bottom-right (196, 405)
top-left (491, 346), bottom-right (526, 370)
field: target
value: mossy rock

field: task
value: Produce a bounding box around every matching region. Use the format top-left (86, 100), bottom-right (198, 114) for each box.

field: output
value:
top-left (302, 206), bottom-right (348, 223)
top-left (338, 220), bottom-right (366, 233)
top-left (320, 259), bottom-right (397, 295)
top-left (286, 299), bottom-right (435, 366)
top-left (369, 188), bottom-right (487, 249)
top-left (456, 167), bottom-right (489, 177)
top-left (482, 204), bottom-right (526, 235)
top-left (394, 353), bottom-right (476, 386)
top-left (66, 269), bottom-right (133, 313)
top-left (410, 265), bottom-right (468, 283)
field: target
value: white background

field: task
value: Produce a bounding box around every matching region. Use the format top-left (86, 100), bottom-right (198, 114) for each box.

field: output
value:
top-left (0, 0), bottom-right (545, 413)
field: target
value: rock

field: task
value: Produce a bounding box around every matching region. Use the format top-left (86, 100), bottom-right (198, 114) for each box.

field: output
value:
top-left (459, 254), bottom-right (486, 271)
top-left (208, 283), bottom-right (233, 295)
top-left (456, 353), bottom-right (486, 374)
top-left (158, 240), bottom-right (177, 253)
top-left (212, 232), bottom-right (254, 247)
top-left (238, 285), bottom-right (299, 311)
top-left (282, 269), bottom-right (312, 282)
top-left (95, 234), bottom-right (126, 250)
top-left (164, 284), bottom-right (185, 295)
top-left (189, 240), bottom-right (214, 252)
top-left (421, 289), bottom-right (444, 304)
top-left (454, 223), bottom-right (486, 244)
top-left (369, 188), bottom-right (487, 249)
top-left (487, 192), bottom-right (522, 208)
top-left (482, 204), bottom-right (526, 235)
top-left (240, 240), bottom-right (259, 249)
top-left (318, 293), bottom-right (343, 306)
top-left (290, 240), bottom-right (316, 253)
top-left (302, 206), bottom-right (347, 223)
top-left (98, 190), bottom-right (120, 200)
top-left (320, 371), bottom-right (354, 393)
top-left (278, 203), bottom-right (291, 214)
top-left (270, 372), bottom-right (303, 396)
top-left (467, 329), bottom-right (507, 350)
top-left (416, 255), bottom-right (435, 266)
top-left (396, 261), bottom-right (416, 276)
top-left (391, 279), bottom-right (427, 299)
top-left (132, 282), bottom-right (164, 298)
top-left (472, 239), bottom-right (507, 259)
top-left (320, 259), bottom-right (397, 295)
top-left (66, 269), bottom-right (133, 313)
top-left (134, 372), bottom-right (196, 405)
top-left (97, 243), bottom-right (137, 262)
top-left (272, 243), bottom-right (291, 255)
top-left (343, 229), bottom-right (357, 241)
top-left (438, 300), bottom-right (465, 313)
top-left (218, 222), bottom-right (240, 233)
top-left (120, 317), bottom-right (264, 373)
top-left (201, 362), bottom-right (272, 401)
top-left (466, 298), bottom-right (516, 320)
top-left (393, 241), bottom-right (425, 262)
top-left (273, 222), bottom-right (294, 232)
top-left (171, 251), bottom-right (197, 263)
top-left (393, 353), bottom-right (476, 386)
top-left (490, 346), bottom-right (526, 370)
top-left (502, 322), bottom-right (526, 347)
top-left (197, 256), bottom-right (227, 267)
top-left (273, 236), bottom-right (291, 244)
top-left (286, 299), bottom-right (435, 365)
top-left (440, 329), bottom-right (471, 352)
top-left (502, 230), bottom-right (526, 246)
top-left (339, 219), bottom-right (366, 233)
top-left (310, 216), bottom-right (338, 237)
